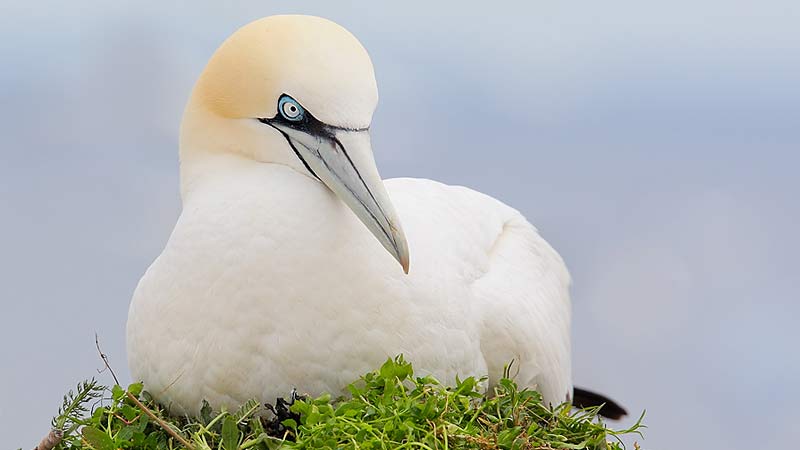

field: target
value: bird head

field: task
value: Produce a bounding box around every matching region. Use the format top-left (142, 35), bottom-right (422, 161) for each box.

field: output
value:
top-left (180, 15), bottom-right (409, 273)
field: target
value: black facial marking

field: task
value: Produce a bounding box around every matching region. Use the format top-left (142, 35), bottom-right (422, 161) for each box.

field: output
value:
top-left (257, 93), bottom-right (368, 179)
top-left (258, 118), bottom-right (321, 181)
top-left (261, 94), bottom-right (368, 136)
top-left (255, 94), bottom-right (400, 254)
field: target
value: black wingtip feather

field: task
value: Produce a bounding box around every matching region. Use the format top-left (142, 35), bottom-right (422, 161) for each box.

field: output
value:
top-left (572, 387), bottom-right (627, 420)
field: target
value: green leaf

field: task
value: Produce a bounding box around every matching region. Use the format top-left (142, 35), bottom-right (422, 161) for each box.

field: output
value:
top-left (281, 418), bottom-right (297, 430)
top-left (496, 426), bottom-right (523, 448)
top-left (221, 415), bottom-right (240, 450)
top-left (120, 403), bottom-right (139, 421)
top-left (378, 358), bottom-right (395, 380)
top-left (305, 405), bottom-right (321, 425)
top-left (111, 385), bottom-right (125, 402)
top-left (127, 382), bottom-right (144, 398)
top-left (81, 426), bottom-right (115, 450)
top-left (116, 425), bottom-right (136, 442)
top-left (48, 356), bottom-right (645, 450)
top-left (231, 399), bottom-right (260, 424)
top-left (200, 399), bottom-right (213, 425)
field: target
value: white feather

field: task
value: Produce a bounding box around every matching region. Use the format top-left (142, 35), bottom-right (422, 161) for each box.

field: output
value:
top-left (126, 14), bottom-right (572, 416)
top-left (128, 155), bottom-right (571, 413)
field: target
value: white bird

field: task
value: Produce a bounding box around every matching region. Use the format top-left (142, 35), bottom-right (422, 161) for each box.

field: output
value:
top-left (127, 15), bottom-right (624, 419)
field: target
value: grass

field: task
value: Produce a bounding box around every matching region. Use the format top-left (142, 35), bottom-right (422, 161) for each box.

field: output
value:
top-left (38, 356), bottom-right (644, 450)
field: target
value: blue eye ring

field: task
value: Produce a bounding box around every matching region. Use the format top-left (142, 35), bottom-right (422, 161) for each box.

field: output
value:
top-left (278, 95), bottom-right (305, 122)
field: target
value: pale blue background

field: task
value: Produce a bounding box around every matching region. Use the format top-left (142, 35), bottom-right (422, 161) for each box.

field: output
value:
top-left (1, 1), bottom-right (798, 449)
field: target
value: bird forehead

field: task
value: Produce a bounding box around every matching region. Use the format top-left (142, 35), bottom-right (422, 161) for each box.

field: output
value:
top-left (199, 15), bottom-right (378, 127)
top-left (276, 34), bottom-right (378, 127)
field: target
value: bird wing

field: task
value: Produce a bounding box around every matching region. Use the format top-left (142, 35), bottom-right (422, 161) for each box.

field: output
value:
top-left (385, 178), bottom-right (572, 406)
top-left (470, 209), bottom-right (572, 406)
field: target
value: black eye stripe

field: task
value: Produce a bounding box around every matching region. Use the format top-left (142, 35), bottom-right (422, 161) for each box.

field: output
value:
top-left (260, 94), bottom-right (372, 134)
top-left (256, 94), bottom-right (370, 180)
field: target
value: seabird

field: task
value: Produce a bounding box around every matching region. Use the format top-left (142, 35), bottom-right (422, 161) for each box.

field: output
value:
top-left (127, 15), bottom-right (625, 419)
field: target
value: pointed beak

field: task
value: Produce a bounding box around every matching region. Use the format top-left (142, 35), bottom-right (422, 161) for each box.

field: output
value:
top-left (268, 122), bottom-right (410, 273)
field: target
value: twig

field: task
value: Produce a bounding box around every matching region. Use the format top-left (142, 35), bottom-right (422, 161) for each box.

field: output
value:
top-left (33, 428), bottom-right (63, 450)
top-left (94, 333), bottom-right (120, 386)
top-left (93, 333), bottom-right (195, 450)
top-left (126, 392), bottom-right (195, 450)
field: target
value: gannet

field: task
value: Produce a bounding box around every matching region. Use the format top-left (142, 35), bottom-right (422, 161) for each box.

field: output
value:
top-left (127, 15), bottom-right (624, 419)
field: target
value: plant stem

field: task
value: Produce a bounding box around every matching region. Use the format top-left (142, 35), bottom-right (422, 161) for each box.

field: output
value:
top-left (126, 392), bottom-right (195, 450)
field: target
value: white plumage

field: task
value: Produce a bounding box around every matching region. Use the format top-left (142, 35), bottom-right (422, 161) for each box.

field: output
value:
top-left (127, 15), bottom-right (572, 415)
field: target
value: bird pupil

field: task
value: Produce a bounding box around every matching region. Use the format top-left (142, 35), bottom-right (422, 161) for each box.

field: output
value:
top-left (280, 98), bottom-right (302, 120)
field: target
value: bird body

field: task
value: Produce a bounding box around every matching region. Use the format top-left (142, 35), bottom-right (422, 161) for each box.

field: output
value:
top-left (128, 15), bottom-right (579, 417)
top-left (129, 157), bottom-right (571, 413)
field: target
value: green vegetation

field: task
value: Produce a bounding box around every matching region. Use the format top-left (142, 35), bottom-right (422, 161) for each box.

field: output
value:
top-left (41, 357), bottom-right (643, 450)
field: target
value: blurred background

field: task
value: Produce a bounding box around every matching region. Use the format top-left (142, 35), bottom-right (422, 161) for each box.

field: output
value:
top-left (1, 1), bottom-right (798, 448)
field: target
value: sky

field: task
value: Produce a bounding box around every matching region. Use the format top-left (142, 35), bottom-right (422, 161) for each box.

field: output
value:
top-left (1, 1), bottom-right (798, 448)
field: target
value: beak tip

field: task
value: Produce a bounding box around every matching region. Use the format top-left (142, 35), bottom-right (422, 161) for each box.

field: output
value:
top-left (393, 247), bottom-right (410, 274)
top-left (395, 236), bottom-right (410, 275)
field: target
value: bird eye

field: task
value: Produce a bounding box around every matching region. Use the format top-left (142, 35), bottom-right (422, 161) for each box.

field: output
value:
top-left (279, 96), bottom-right (304, 121)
